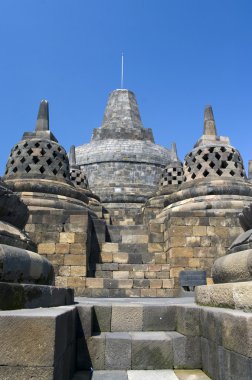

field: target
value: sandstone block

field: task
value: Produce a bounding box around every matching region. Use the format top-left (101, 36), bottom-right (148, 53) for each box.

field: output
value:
top-left (60, 233), bottom-right (75, 244)
top-left (69, 243), bottom-right (84, 255)
top-left (86, 278), bottom-right (104, 289)
top-left (113, 252), bottom-right (129, 263)
top-left (148, 243), bottom-right (163, 253)
top-left (122, 235), bottom-right (148, 244)
top-left (67, 277), bottom-right (86, 287)
top-left (193, 226), bottom-right (207, 236)
top-left (169, 247), bottom-right (193, 258)
top-left (59, 266), bottom-right (71, 277)
top-left (162, 279), bottom-right (174, 288)
top-left (71, 266), bottom-right (86, 276)
top-left (55, 243), bottom-right (70, 254)
top-left (102, 243), bottom-right (118, 253)
top-left (38, 243), bottom-right (55, 255)
top-left (100, 252), bottom-right (113, 262)
top-left (149, 279), bottom-right (162, 288)
top-left (74, 233), bottom-right (88, 243)
top-left (64, 255), bottom-right (86, 266)
top-left (113, 271), bottom-right (129, 279)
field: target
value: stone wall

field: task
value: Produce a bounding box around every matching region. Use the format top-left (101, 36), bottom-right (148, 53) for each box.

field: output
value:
top-left (25, 209), bottom-right (91, 295)
top-left (163, 210), bottom-right (243, 287)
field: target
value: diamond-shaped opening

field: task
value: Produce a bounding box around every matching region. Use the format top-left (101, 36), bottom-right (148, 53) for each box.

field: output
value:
top-left (33, 156), bottom-right (39, 164)
top-left (203, 170), bottom-right (209, 177)
top-left (177, 172), bottom-right (181, 176)
top-left (178, 180), bottom-right (182, 184)
top-left (184, 161), bottom-right (188, 166)
top-left (197, 149), bottom-right (202, 155)
top-left (27, 148), bottom-right (33, 156)
top-left (62, 155), bottom-right (66, 161)
top-left (230, 170), bottom-right (235, 176)
top-left (172, 168), bottom-right (176, 171)
top-left (234, 162), bottom-right (238, 168)
top-left (164, 177), bottom-right (167, 181)
top-left (20, 157), bottom-right (25, 164)
top-left (231, 148), bottom-right (236, 153)
top-left (227, 153), bottom-right (233, 161)
top-left (203, 154), bottom-right (208, 161)
top-left (221, 161), bottom-right (228, 169)
top-left (220, 147), bottom-right (226, 152)
top-left (34, 142), bottom-right (40, 148)
top-left (168, 172), bottom-right (172, 176)
top-left (57, 146), bottom-right (62, 152)
top-left (215, 152), bottom-right (221, 160)
top-left (58, 162), bottom-right (63, 168)
top-left (13, 167), bottom-right (18, 173)
top-left (188, 167), bottom-right (191, 172)
top-left (197, 163), bottom-right (202, 170)
top-left (192, 157), bottom-right (196, 163)
top-left (241, 172), bottom-right (244, 177)
top-left (17, 150), bottom-right (21, 156)
top-left (237, 155), bottom-right (241, 161)
top-left (11, 159), bottom-right (15, 165)
top-left (39, 166), bottom-right (45, 174)
top-left (47, 158), bottom-right (52, 165)
top-left (168, 180), bottom-right (172, 185)
top-left (191, 173), bottom-right (196, 179)
top-left (53, 168), bottom-right (58, 175)
top-left (23, 142), bottom-right (28, 148)
top-left (47, 143), bottom-right (52, 149)
top-left (209, 161), bottom-right (215, 169)
top-left (40, 148), bottom-right (46, 156)
top-left (5, 169), bottom-right (8, 175)
top-left (188, 152), bottom-right (192, 157)
top-left (63, 172), bottom-right (67, 178)
top-left (209, 147), bottom-right (215, 153)
top-left (14, 145), bottom-right (19, 151)
top-left (25, 165), bottom-right (31, 173)
top-left (172, 176), bottom-right (177, 180)
top-left (216, 169), bottom-right (223, 176)
top-left (53, 151), bottom-right (57, 158)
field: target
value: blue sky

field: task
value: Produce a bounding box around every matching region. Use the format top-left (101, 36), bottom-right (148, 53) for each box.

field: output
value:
top-left (0, 0), bottom-right (252, 175)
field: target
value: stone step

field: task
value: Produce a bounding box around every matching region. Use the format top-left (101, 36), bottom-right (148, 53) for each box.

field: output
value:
top-left (98, 252), bottom-right (153, 265)
top-left (79, 287), bottom-right (176, 298)
top-left (107, 225), bottom-right (148, 243)
top-left (101, 242), bottom-right (149, 254)
top-left (73, 369), bottom-right (212, 380)
top-left (85, 331), bottom-right (200, 370)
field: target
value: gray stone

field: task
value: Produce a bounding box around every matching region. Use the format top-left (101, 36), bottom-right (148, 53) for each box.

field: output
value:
top-left (131, 332), bottom-right (173, 370)
top-left (220, 348), bottom-right (252, 380)
top-left (111, 305), bottom-right (143, 332)
top-left (87, 333), bottom-right (105, 370)
top-left (77, 305), bottom-right (93, 338)
top-left (128, 370), bottom-right (179, 380)
top-left (105, 332), bottom-right (131, 370)
top-left (93, 305), bottom-right (112, 332)
top-left (92, 370), bottom-right (128, 380)
top-left (176, 305), bottom-right (200, 336)
top-left (201, 337), bottom-right (221, 380)
top-left (172, 333), bottom-right (201, 369)
top-left (143, 305), bottom-right (176, 331)
top-left (0, 366), bottom-right (55, 380)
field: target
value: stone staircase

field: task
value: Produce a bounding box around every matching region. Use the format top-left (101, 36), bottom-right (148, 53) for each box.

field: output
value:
top-left (75, 301), bottom-right (202, 374)
top-left (84, 224), bottom-right (175, 297)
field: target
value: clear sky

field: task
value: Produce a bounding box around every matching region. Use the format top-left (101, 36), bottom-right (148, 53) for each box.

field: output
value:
top-left (0, 0), bottom-right (252, 176)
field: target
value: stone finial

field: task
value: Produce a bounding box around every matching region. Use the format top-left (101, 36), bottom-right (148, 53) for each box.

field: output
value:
top-left (248, 160), bottom-right (252, 180)
top-left (69, 145), bottom-right (77, 167)
top-left (35, 100), bottom-right (49, 131)
top-left (171, 142), bottom-right (179, 161)
top-left (204, 105), bottom-right (217, 136)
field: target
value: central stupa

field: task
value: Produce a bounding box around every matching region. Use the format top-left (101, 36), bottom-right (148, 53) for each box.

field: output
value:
top-left (75, 89), bottom-right (174, 222)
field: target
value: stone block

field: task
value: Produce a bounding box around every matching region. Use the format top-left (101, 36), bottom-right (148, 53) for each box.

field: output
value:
top-left (102, 243), bottom-right (118, 253)
top-left (56, 243), bottom-right (70, 254)
top-left (77, 305), bottom-right (93, 338)
top-left (111, 305), bottom-right (143, 332)
top-left (113, 271), bottom-right (129, 279)
top-left (92, 370), bottom-right (128, 380)
top-left (87, 333), bottom-right (105, 370)
top-left (60, 233), bottom-right (75, 243)
top-left (143, 305), bottom-right (176, 331)
top-left (162, 279), bottom-right (174, 288)
top-left (172, 334), bottom-right (201, 369)
top-left (201, 337), bottom-right (221, 380)
top-left (148, 243), bottom-right (163, 252)
top-left (200, 309), bottom-right (223, 345)
top-left (149, 279), bottom-right (162, 288)
top-left (140, 289), bottom-right (157, 297)
top-left (176, 305), bottom-right (200, 336)
top-left (93, 305), bottom-right (112, 332)
top-left (100, 252), bottom-right (113, 262)
top-left (70, 243), bottom-right (84, 255)
top-left (154, 253), bottom-right (167, 263)
top-left (0, 366), bottom-right (54, 380)
top-left (113, 252), bottom-right (129, 263)
top-left (105, 332), bottom-right (131, 370)
top-left (67, 277), bottom-right (86, 287)
top-left (59, 266), bottom-right (71, 277)
top-left (220, 347), bottom-right (252, 380)
top-left (169, 226), bottom-right (193, 237)
top-left (74, 233), bottom-right (88, 243)
top-left (169, 248), bottom-right (193, 258)
top-left (64, 255), bottom-right (86, 266)
top-left (86, 278), bottom-right (104, 289)
top-left (122, 235), bottom-right (148, 244)
top-left (131, 332), bottom-right (173, 369)
top-left (38, 243), bottom-right (55, 254)
top-left (0, 307), bottom-right (75, 367)
top-left (71, 266), bottom-right (86, 276)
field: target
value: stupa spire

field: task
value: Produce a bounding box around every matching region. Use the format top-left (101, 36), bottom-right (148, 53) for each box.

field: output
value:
top-left (35, 100), bottom-right (49, 131)
top-left (204, 105), bottom-right (217, 136)
top-left (69, 145), bottom-right (77, 167)
top-left (171, 142), bottom-right (179, 161)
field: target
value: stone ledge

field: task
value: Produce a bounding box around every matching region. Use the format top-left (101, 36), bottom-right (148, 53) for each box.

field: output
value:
top-left (195, 281), bottom-right (252, 311)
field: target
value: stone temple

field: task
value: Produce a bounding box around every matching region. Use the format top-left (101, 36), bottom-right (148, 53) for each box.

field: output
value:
top-left (0, 88), bottom-right (252, 379)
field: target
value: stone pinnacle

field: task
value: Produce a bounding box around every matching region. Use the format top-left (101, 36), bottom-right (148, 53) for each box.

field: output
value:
top-left (171, 142), bottom-right (179, 161)
top-left (204, 105), bottom-right (217, 136)
top-left (69, 145), bottom-right (77, 167)
top-left (35, 100), bottom-right (49, 131)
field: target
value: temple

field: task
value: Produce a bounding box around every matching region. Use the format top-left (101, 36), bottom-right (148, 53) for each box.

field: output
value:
top-left (0, 88), bottom-right (252, 379)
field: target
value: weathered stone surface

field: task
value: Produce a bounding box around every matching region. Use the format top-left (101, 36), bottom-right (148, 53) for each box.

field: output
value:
top-left (172, 334), bottom-right (201, 369)
top-left (176, 305), bottom-right (200, 336)
top-left (131, 332), bottom-right (173, 369)
top-left (143, 305), bottom-right (176, 331)
top-left (92, 370), bottom-right (128, 380)
top-left (128, 370), bottom-right (179, 380)
top-left (87, 333), bottom-right (105, 370)
top-left (93, 305), bottom-right (112, 332)
top-left (105, 332), bottom-right (131, 370)
top-left (111, 305), bottom-right (143, 332)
